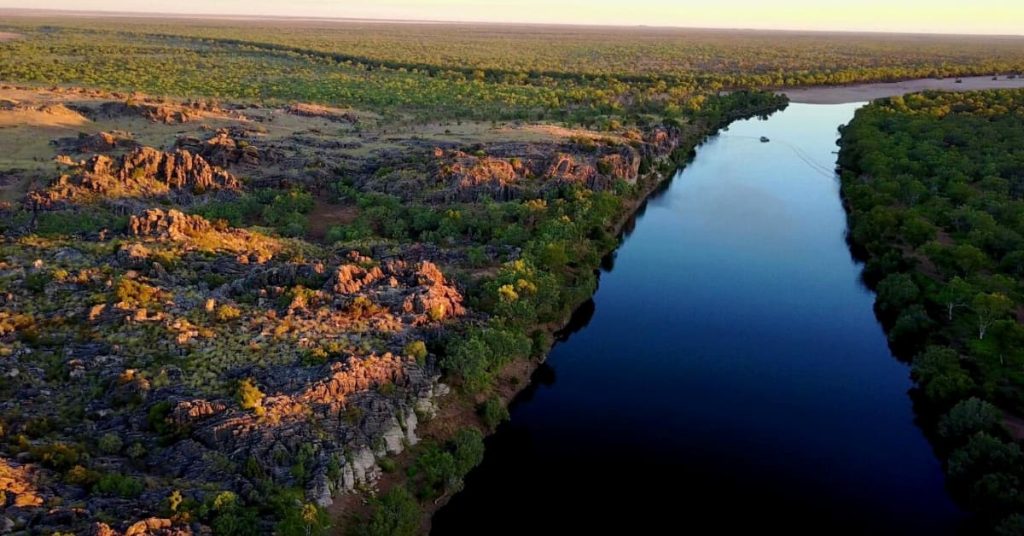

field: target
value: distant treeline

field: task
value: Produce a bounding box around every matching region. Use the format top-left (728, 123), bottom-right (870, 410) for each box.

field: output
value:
top-left (1, 20), bottom-right (1023, 120)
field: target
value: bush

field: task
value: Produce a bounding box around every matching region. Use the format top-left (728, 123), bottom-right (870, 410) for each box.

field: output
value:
top-left (441, 336), bottom-right (491, 392)
top-left (408, 428), bottom-right (484, 498)
top-left (350, 487), bottom-right (419, 536)
top-left (115, 278), bottom-right (165, 308)
top-left (403, 341), bottom-right (428, 363)
top-left (24, 271), bottom-right (52, 294)
top-left (97, 432), bottom-right (123, 454)
top-left (277, 503), bottom-right (330, 536)
top-left (65, 464), bottom-right (100, 487)
top-left (237, 378), bottom-right (266, 415)
top-left (479, 397), bottom-right (509, 430)
top-left (214, 304), bottom-right (242, 322)
top-left (34, 209), bottom-right (127, 236)
top-left (94, 472), bottom-right (144, 497)
top-left (32, 442), bottom-right (81, 471)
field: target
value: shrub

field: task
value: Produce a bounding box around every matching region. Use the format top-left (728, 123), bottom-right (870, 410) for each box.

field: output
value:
top-left (408, 428), bottom-right (484, 498)
top-left (97, 432), bottom-right (123, 454)
top-left (441, 336), bottom-right (491, 392)
top-left (65, 464), bottom-right (100, 487)
top-left (32, 442), bottom-right (81, 471)
top-left (378, 458), bottom-right (397, 473)
top-left (403, 341), bottom-right (428, 363)
top-left (126, 442), bottom-right (146, 459)
top-left (115, 278), bottom-right (165, 308)
top-left (479, 397), bottom-right (509, 430)
top-left (214, 304), bottom-right (242, 322)
top-left (94, 472), bottom-right (144, 498)
top-left (277, 503), bottom-right (330, 536)
top-left (237, 378), bottom-right (265, 416)
top-left (350, 487), bottom-right (419, 536)
top-left (24, 271), bottom-right (52, 294)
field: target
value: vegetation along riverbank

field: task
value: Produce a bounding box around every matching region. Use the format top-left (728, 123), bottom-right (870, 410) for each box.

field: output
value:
top-left (839, 89), bottom-right (1024, 534)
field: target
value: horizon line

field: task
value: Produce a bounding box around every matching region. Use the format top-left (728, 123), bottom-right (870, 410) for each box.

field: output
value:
top-left (2, 7), bottom-right (1023, 38)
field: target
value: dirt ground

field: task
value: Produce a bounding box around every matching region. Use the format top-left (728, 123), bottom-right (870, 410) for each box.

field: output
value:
top-left (783, 75), bottom-right (1024, 104)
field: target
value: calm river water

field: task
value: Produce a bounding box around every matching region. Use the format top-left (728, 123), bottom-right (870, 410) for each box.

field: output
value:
top-left (432, 103), bottom-right (964, 534)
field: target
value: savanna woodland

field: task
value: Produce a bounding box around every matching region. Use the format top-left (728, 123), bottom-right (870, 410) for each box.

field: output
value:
top-left (0, 10), bottom-right (1023, 536)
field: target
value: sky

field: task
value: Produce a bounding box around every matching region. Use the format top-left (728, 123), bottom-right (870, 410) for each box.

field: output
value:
top-left (3, 0), bottom-right (1023, 35)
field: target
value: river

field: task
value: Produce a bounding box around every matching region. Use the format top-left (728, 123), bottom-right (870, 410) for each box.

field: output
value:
top-left (431, 102), bottom-right (965, 534)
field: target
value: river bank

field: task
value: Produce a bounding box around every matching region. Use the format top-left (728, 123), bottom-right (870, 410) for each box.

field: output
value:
top-left (784, 75), bottom-right (1024, 104)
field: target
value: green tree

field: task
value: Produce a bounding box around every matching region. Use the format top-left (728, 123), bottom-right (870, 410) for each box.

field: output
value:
top-left (937, 276), bottom-right (973, 322)
top-left (938, 398), bottom-right (1005, 443)
top-left (875, 273), bottom-right (919, 314)
top-left (973, 293), bottom-right (1013, 340)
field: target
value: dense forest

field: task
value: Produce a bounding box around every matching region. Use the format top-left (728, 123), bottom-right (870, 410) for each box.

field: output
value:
top-left (839, 89), bottom-right (1024, 533)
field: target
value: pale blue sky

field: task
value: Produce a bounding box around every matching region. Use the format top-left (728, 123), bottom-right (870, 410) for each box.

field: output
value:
top-left (3, 0), bottom-right (1023, 35)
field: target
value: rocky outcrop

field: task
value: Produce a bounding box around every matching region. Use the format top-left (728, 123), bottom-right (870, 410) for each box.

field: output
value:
top-left (53, 130), bottom-right (138, 153)
top-left (169, 399), bottom-right (227, 428)
top-left (129, 209), bottom-right (213, 241)
top-left (91, 518), bottom-right (191, 536)
top-left (546, 152), bottom-right (598, 184)
top-left (30, 148), bottom-right (240, 208)
top-left (332, 263), bottom-right (386, 294)
top-left (128, 209), bottom-right (278, 263)
top-left (96, 100), bottom-right (222, 124)
top-left (0, 458), bottom-right (43, 509)
top-left (596, 146), bottom-right (642, 185)
top-left (286, 103), bottom-right (358, 123)
top-left (434, 139), bottom-right (649, 199)
top-left (176, 128), bottom-right (262, 168)
top-left (178, 353), bottom-right (439, 507)
top-left (327, 258), bottom-right (466, 322)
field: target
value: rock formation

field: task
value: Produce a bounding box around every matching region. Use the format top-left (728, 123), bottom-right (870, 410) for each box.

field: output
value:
top-left (30, 147), bottom-right (240, 207)
top-left (53, 131), bottom-right (139, 153)
top-left (176, 128), bottom-right (262, 168)
top-left (128, 209), bottom-right (278, 263)
top-left (286, 103), bottom-right (359, 123)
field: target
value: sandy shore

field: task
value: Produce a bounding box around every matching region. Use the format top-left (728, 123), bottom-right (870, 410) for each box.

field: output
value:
top-left (784, 75), bottom-right (1024, 104)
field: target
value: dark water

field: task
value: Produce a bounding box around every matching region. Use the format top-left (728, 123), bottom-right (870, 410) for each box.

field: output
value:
top-left (432, 103), bottom-right (964, 535)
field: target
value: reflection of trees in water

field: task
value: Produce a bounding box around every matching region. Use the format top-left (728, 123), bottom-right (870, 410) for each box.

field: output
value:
top-left (556, 298), bottom-right (596, 343)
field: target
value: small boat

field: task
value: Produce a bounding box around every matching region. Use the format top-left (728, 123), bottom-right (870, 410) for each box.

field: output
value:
top-left (955, 78), bottom-right (963, 84)
top-left (760, 136), bottom-right (770, 143)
